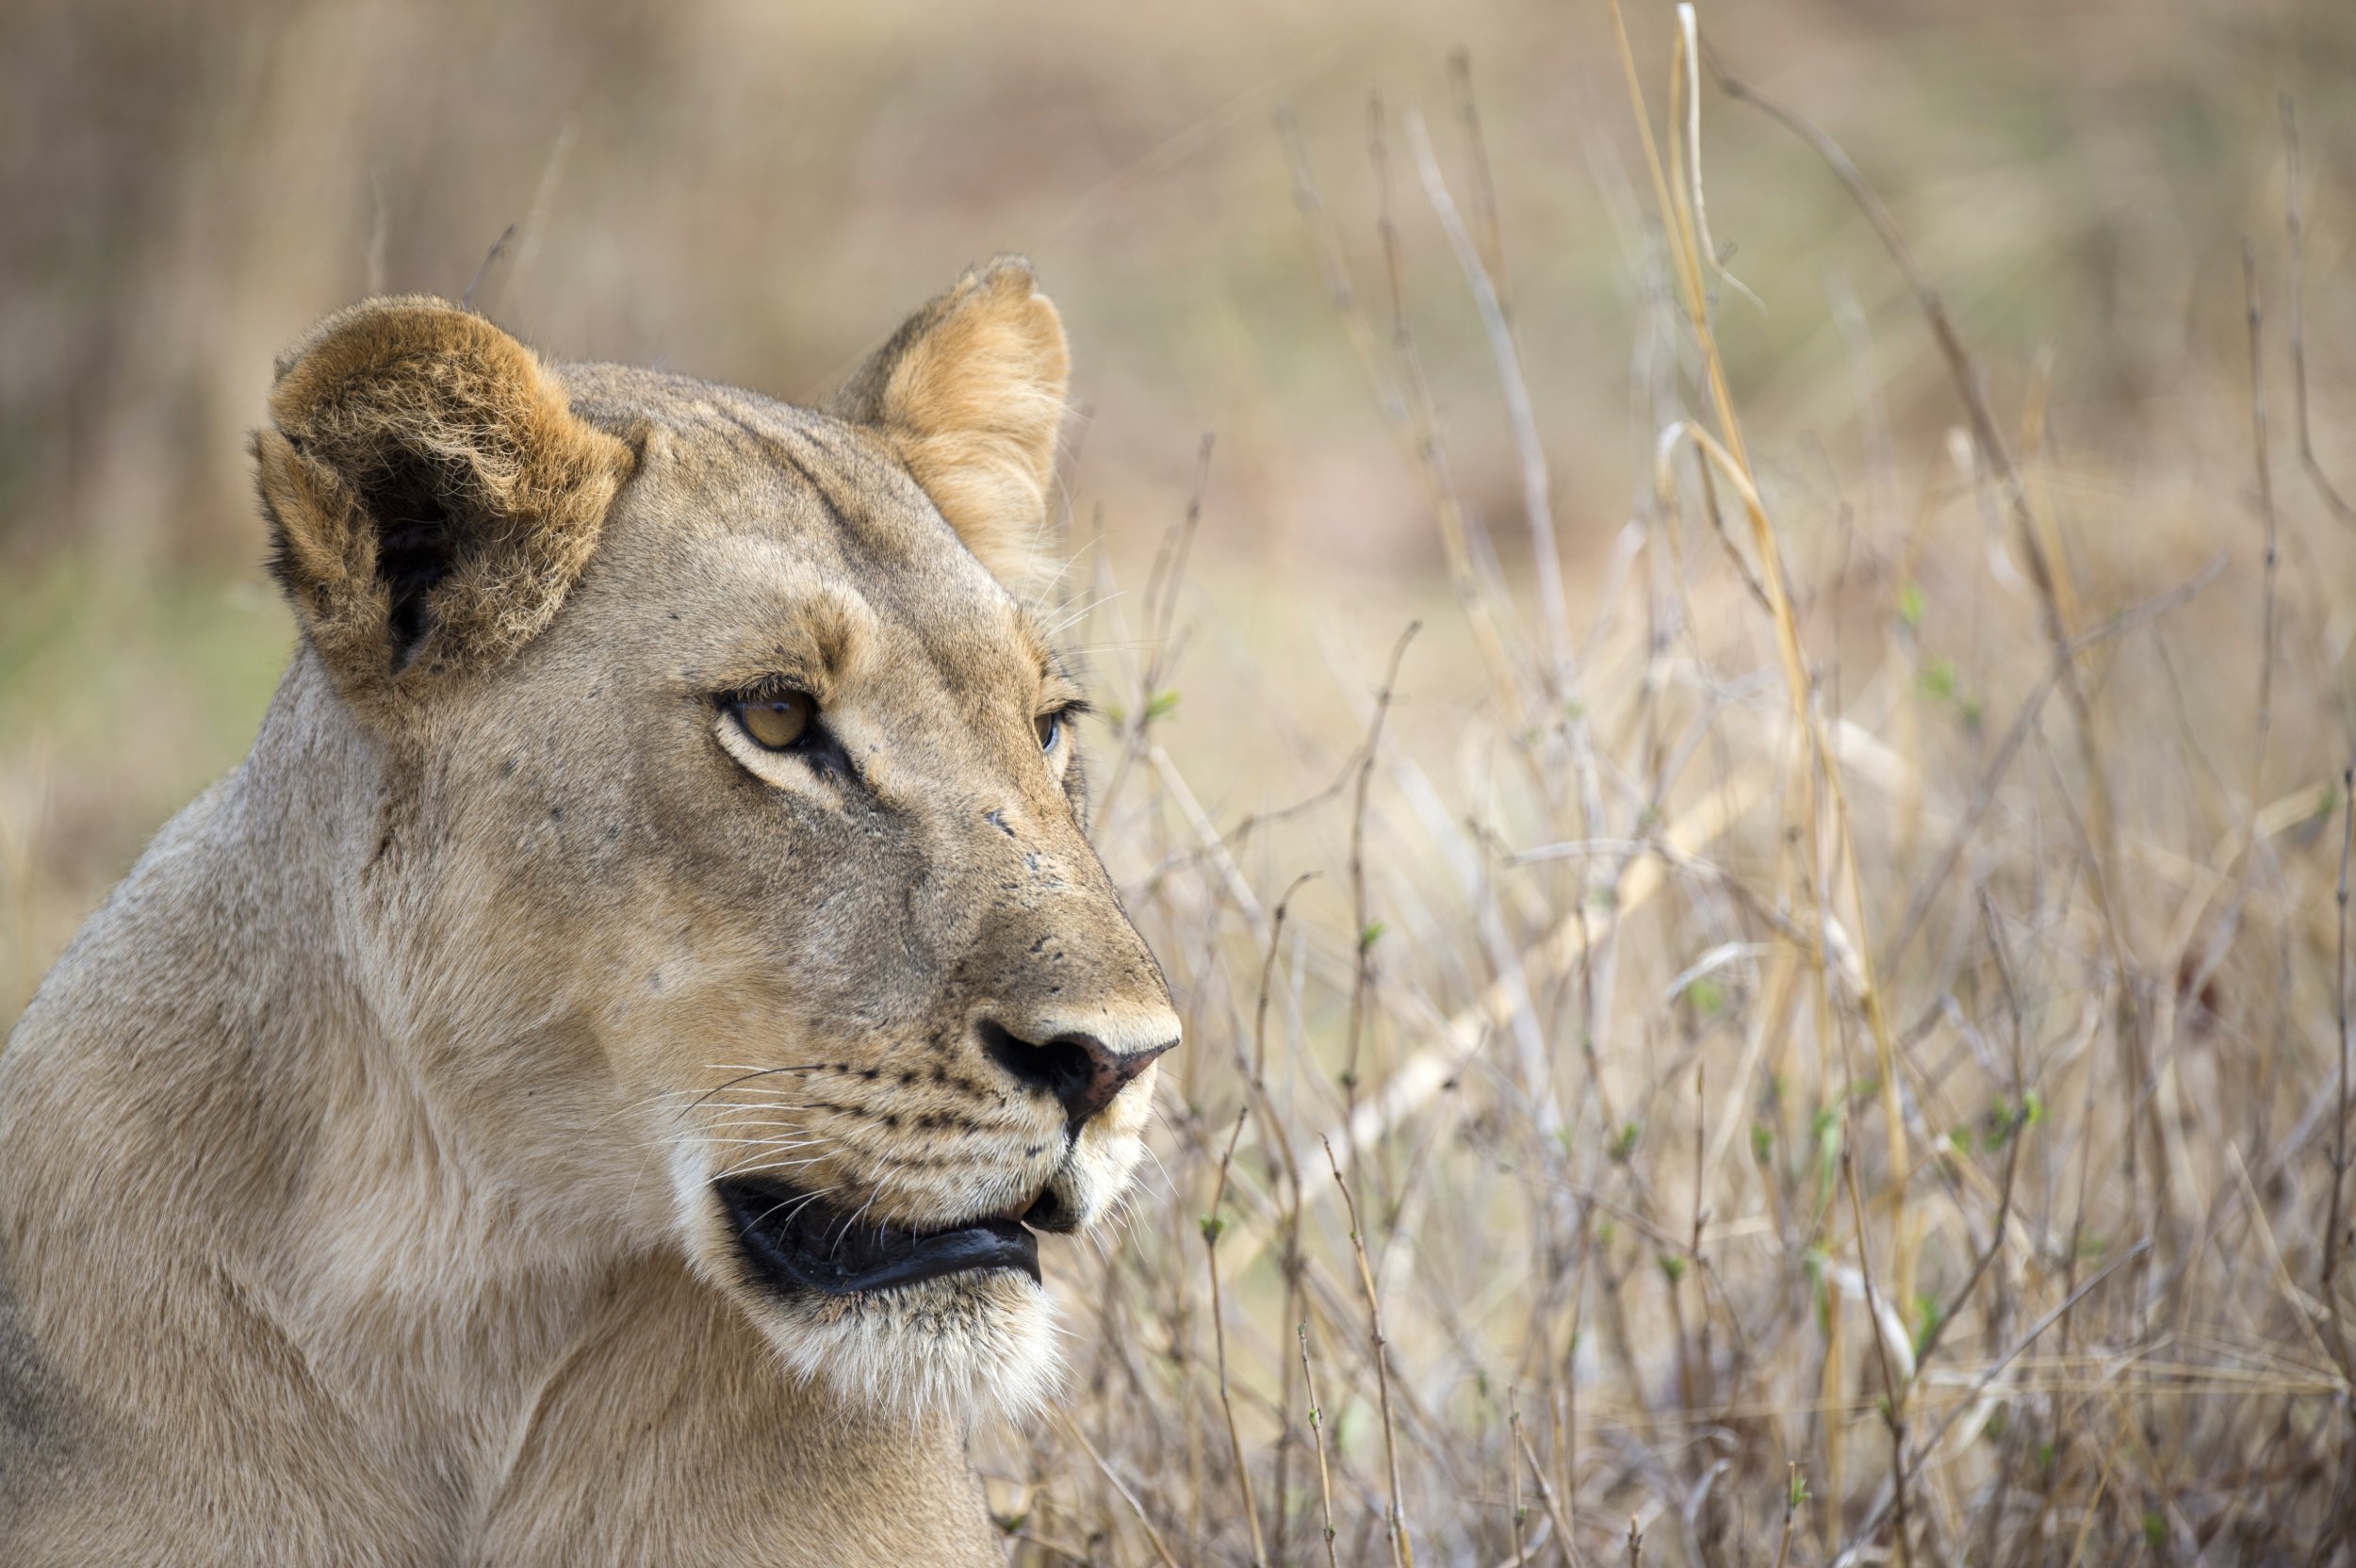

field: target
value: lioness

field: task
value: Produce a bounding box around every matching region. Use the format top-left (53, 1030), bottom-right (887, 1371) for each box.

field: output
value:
top-left (0, 261), bottom-right (1179, 1564)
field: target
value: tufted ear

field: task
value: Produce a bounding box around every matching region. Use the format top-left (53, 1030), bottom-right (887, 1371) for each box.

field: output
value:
top-left (254, 296), bottom-right (633, 705)
top-left (827, 258), bottom-right (1070, 594)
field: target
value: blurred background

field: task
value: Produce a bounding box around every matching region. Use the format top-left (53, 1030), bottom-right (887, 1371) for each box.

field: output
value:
top-left (9, 0), bottom-right (2353, 1008)
top-left (9, 0), bottom-right (2356, 1560)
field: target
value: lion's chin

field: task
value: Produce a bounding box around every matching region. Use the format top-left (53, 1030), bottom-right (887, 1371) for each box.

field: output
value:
top-left (752, 1269), bottom-right (1064, 1426)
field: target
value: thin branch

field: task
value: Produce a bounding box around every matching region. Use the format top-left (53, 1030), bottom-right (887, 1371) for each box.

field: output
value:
top-left (1343, 623), bottom-right (1421, 1167)
top-left (461, 222), bottom-right (517, 311)
top-left (2281, 95), bottom-right (2356, 529)
top-left (1299, 1320), bottom-right (1342, 1568)
top-left (1885, 553), bottom-right (2227, 962)
top-left (2246, 240), bottom-right (2280, 803)
top-left (2327, 764), bottom-right (2356, 1384)
top-left (1327, 1137), bottom-right (1415, 1568)
top-left (1512, 1402), bottom-right (1583, 1568)
top-left (1406, 107), bottom-right (1571, 690)
top-left (1057, 1412), bottom-right (1183, 1568)
top-left (1203, 1108), bottom-right (1268, 1567)
top-left (1841, 1124), bottom-right (1913, 1568)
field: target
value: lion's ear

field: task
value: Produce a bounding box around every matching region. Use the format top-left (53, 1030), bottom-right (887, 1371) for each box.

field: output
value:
top-left (254, 297), bottom-right (632, 700)
top-left (828, 258), bottom-right (1070, 594)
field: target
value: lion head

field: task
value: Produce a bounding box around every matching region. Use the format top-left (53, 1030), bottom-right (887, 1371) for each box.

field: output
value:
top-left (250, 260), bottom-right (1178, 1421)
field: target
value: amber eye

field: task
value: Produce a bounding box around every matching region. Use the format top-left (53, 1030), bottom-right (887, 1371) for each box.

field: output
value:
top-left (1035, 710), bottom-right (1062, 752)
top-left (734, 693), bottom-right (814, 751)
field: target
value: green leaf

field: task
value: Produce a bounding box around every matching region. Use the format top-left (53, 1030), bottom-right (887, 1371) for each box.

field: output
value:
top-left (1897, 582), bottom-right (1925, 629)
top-left (1911, 1293), bottom-right (1945, 1358)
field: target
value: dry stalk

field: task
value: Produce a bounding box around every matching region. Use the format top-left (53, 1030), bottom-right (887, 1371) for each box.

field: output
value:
top-left (502, 113), bottom-right (580, 313)
top-left (1202, 1107), bottom-right (1268, 1567)
top-left (1095, 432), bottom-right (1213, 834)
top-left (2245, 240), bottom-right (2280, 803)
top-left (1512, 1403), bottom-right (1581, 1568)
top-left (459, 222), bottom-right (515, 311)
top-left (1886, 555), bottom-right (2227, 961)
top-left (1909, 892), bottom-right (2028, 1378)
top-left (1216, 758), bottom-right (1775, 1278)
top-left (1840, 1123), bottom-right (1913, 1568)
top-left (1298, 1320), bottom-right (1341, 1568)
top-left (2328, 765), bottom-right (2356, 1384)
top-left (1507, 1391), bottom-right (1528, 1567)
top-left (1447, 51), bottom-right (1510, 316)
top-left (1404, 106), bottom-right (1570, 690)
top-left (1700, 32), bottom-right (2170, 1249)
top-left (1771, 1463), bottom-right (1800, 1568)
top-left (1650, 417), bottom-right (1911, 1289)
top-left (1251, 874), bottom-right (1316, 1565)
top-left (1337, 93), bottom-right (1532, 727)
top-left (1342, 622), bottom-right (1418, 1207)
top-left (1055, 1412), bottom-right (1183, 1568)
top-left (1325, 1137), bottom-right (1414, 1568)
top-left (1844, 1240), bottom-right (2155, 1549)
top-left (1274, 103), bottom-right (1399, 425)
top-left (2280, 95), bottom-right (2356, 530)
top-left (1618, 4), bottom-right (1918, 1330)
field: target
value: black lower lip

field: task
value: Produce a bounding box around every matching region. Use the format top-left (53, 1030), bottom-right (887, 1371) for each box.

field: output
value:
top-left (714, 1177), bottom-right (1041, 1297)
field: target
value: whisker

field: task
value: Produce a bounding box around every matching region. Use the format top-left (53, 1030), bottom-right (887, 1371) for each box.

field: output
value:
top-left (830, 1189), bottom-right (886, 1260)
top-left (681, 1065), bottom-right (834, 1120)
top-left (742, 1185), bottom-right (838, 1236)
top-left (712, 1149), bottom-right (834, 1172)
top-left (699, 1137), bottom-right (831, 1153)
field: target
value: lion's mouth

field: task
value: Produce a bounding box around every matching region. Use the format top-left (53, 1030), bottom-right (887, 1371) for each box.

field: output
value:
top-left (714, 1177), bottom-right (1043, 1296)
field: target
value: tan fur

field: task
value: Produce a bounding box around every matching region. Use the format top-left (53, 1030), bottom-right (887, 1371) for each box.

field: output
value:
top-left (1, 270), bottom-right (1172, 1564)
top-left (827, 258), bottom-right (1070, 594)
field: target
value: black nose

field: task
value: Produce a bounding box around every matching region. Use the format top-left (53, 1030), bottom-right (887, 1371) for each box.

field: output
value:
top-left (978, 1021), bottom-right (1175, 1132)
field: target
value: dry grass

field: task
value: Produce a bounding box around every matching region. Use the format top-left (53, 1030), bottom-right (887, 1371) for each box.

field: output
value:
top-left (7, 2), bottom-right (2356, 1563)
top-left (971, 19), bottom-right (2356, 1567)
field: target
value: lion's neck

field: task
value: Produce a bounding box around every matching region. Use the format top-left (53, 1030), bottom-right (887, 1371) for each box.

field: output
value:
top-left (5, 652), bottom-right (643, 1499)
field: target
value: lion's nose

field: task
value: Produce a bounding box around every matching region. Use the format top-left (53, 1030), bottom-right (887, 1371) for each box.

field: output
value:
top-left (978, 1021), bottom-right (1176, 1133)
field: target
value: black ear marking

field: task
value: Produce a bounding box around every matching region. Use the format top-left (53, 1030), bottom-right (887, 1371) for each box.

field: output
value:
top-left (358, 454), bottom-right (463, 667)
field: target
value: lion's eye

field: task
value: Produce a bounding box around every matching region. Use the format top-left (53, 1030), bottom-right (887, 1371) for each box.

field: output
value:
top-left (1035, 710), bottom-right (1061, 752)
top-left (734, 694), bottom-right (815, 751)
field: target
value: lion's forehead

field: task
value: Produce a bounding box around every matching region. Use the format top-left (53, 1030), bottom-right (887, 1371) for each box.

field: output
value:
top-left (556, 362), bottom-right (1043, 700)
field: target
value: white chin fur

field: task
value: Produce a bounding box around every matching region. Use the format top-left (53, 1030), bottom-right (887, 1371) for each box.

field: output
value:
top-left (758, 1269), bottom-right (1064, 1426)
